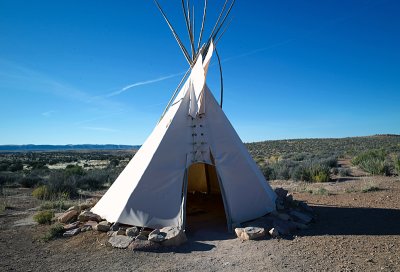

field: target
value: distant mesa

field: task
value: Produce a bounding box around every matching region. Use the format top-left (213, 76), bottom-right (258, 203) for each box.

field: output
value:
top-left (0, 144), bottom-right (140, 152)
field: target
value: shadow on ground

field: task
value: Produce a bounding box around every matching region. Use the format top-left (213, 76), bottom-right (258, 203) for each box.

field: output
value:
top-left (302, 205), bottom-right (400, 236)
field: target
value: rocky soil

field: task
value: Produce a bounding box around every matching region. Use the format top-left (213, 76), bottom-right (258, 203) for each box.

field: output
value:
top-left (1, 170), bottom-right (400, 271)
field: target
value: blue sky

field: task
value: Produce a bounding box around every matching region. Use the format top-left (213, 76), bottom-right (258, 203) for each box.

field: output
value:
top-left (1, 0), bottom-right (399, 145)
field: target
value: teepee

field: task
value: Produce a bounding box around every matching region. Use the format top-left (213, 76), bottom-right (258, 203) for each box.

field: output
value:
top-left (91, 0), bottom-right (276, 231)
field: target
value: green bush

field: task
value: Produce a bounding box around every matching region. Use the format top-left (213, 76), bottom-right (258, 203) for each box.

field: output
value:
top-left (309, 164), bottom-right (331, 182)
top-left (351, 149), bottom-right (392, 175)
top-left (19, 175), bottom-right (42, 188)
top-left (32, 185), bottom-right (50, 200)
top-left (42, 223), bottom-right (64, 241)
top-left (64, 165), bottom-right (85, 177)
top-left (47, 172), bottom-right (78, 198)
top-left (33, 210), bottom-right (54, 224)
top-left (394, 157), bottom-right (400, 175)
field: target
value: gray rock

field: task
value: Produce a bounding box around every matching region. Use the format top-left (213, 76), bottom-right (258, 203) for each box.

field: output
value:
top-left (64, 221), bottom-right (80, 231)
top-left (115, 228), bottom-right (125, 235)
top-left (128, 239), bottom-right (160, 251)
top-left (83, 220), bottom-right (98, 228)
top-left (108, 235), bottom-right (134, 249)
top-left (80, 226), bottom-right (92, 232)
top-left (135, 230), bottom-right (151, 240)
top-left (95, 221), bottom-right (110, 232)
top-left (78, 211), bottom-right (102, 222)
top-left (63, 228), bottom-right (80, 237)
top-left (235, 227), bottom-right (265, 241)
top-left (273, 218), bottom-right (297, 235)
top-left (268, 228), bottom-right (279, 238)
top-left (286, 193), bottom-right (294, 203)
top-left (110, 222), bottom-right (120, 231)
top-left (289, 211), bottom-right (313, 224)
top-left (57, 210), bottom-right (78, 224)
top-left (126, 226), bottom-right (140, 237)
top-left (148, 229), bottom-right (167, 243)
top-left (159, 226), bottom-right (187, 247)
top-left (66, 205), bottom-right (80, 213)
top-left (243, 217), bottom-right (274, 230)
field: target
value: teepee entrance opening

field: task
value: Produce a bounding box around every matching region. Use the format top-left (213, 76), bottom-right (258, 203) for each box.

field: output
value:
top-left (184, 163), bottom-right (228, 233)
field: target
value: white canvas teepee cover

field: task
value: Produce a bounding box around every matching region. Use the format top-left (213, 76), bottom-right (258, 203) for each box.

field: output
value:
top-left (91, 43), bottom-right (277, 229)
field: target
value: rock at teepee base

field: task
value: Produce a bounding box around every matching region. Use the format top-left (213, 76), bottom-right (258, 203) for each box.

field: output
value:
top-left (108, 235), bottom-right (134, 249)
top-left (158, 226), bottom-right (187, 247)
top-left (235, 227), bottom-right (265, 241)
top-left (63, 228), bottom-right (80, 237)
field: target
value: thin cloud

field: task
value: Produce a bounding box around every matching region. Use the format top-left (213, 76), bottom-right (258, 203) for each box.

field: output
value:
top-left (0, 59), bottom-right (121, 109)
top-left (106, 71), bottom-right (185, 97)
top-left (41, 110), bottom-right (55, 117)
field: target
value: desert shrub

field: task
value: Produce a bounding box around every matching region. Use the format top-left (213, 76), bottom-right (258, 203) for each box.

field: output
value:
top-left (28, 161), bottom-right (48, 170)
top-left (47, 172), bottom-right (78, 198)
top-left (19, 175), bottom-right (42, 188)
top-left (0, 162), bottom-right (9, 171)
top-left (32, 185), bottom-right (50, 200)
top-left (352, 149), bottom-right (392, 175)
top-left (42, 223), bottom-right (64, 241)
top-left (320, 156), bottom-right (338, 168)
top-left (109, 158), bottom-right (120, 168)
top-left (290, 165), bottom-right (311, 181)
top-left (394, 156), bottom-right (400, 175)
top-left (64, 165), bottom-right (85, 177)
top-left (33, 210), bottom-right (54, 224)
top-left (309, 164), bottom-right (331, 182)
top-left (40, 200), bottom-right (72, 211)
top-left (77, 169), bottom-right (109, 190)
top-left (8, 161), bottom-right (23, 172)
top-left (261, 165), bottom-right (276, 180)
top-left (361, 182), bottom-right (381, 193)
top-left (272, 161), bottom-right (291, 180)
top-left (312, 188), bottom-right (330, 195)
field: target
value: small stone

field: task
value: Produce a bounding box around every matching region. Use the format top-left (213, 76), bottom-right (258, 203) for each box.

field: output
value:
top-left (63, 228), bottom-right (80, 237)
top-left (116, 228), bottom-right (125, 235)
top-left (148, 229), bottom-right (167, 243)
top-left (64, 221), bottom-right (80, 231)
top-left (84, 220), bottom-right (98, 228)
top-left (273, 218), bottom-right (297, 235)
top-left (235, 227), bottom-right (265, 240)
top-left (128, 239), bottom-right (160, 251)
top-left (136, 230), bottom-right (151, 240)
top-left (57, 210), bottom-right (78, 224)
top-left (108, 235), bottom-right (134, 249)
top-left (78, 211), bottom-right (102, 222)
top-left (159, 226), bottom-right (187, 247)
top-left (286, 193), bottom-right (293, 203)
top-left (95, 221), bottom-right (110, 232)
top-left (126, 226), bottom-right (140, 237)
top-left (80, 226), bottom-right (92, 232)
top-left (269, 228), bottom-right (279, 238)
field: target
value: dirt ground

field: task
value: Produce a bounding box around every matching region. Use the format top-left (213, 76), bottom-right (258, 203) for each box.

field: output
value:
top-left (1, 167), bottom-right (400, 271)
